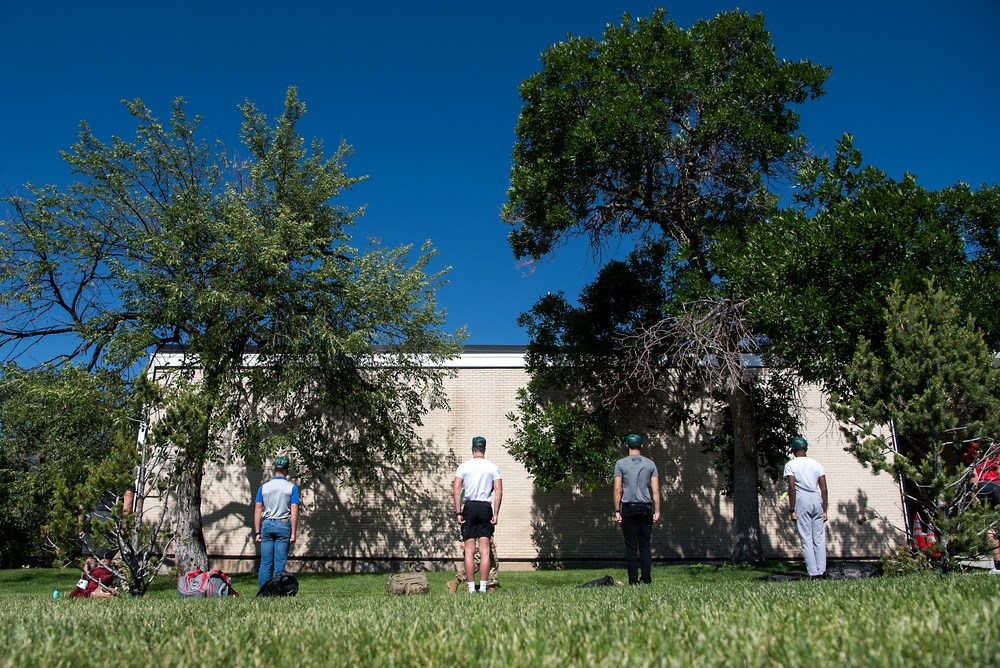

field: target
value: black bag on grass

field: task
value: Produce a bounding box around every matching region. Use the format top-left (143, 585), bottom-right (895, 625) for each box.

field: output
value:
top-left (257, 570), bottom-right (299, 597)
top-left (577, 575), bottom-right (617, 588)
top-left (825, 561), bottom-right (880, 580)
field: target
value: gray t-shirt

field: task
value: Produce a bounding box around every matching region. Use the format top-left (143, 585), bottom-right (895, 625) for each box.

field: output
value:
top-left (614, 455), bottom-right (659, 504)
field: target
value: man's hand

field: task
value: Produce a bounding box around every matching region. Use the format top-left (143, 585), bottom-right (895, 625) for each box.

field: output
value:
top-left (491, 514), bottom-right (498, 526)
top-left (289, 534), bottom-right (296, 543)
top-left (456, 513), bottom-right (464, 525)
top-left (790, 511), bottom-right (798, 522)
top-left (615, 511), bottom-right (622, 526)
top-left (255, 533), bottom-right (262, 544)
top-left (653, 512), bottom-right (660, 524)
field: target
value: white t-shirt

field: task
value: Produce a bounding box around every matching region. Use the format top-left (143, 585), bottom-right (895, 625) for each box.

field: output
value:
top-left (455, 457), bottom-right (502, 502)
top-left (783, 456), bottom-right (825, 494)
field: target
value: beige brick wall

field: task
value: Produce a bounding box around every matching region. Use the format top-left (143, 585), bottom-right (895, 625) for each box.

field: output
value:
top-left (178, 353), bottom-right (902, 572)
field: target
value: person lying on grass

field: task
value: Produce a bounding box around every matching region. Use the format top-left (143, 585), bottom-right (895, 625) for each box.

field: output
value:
top-left (68, 557), bottom-right (118, 598)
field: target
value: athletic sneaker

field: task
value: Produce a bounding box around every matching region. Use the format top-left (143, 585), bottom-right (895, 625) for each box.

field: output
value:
top-left (988, 568), bottom-right (1000, 575)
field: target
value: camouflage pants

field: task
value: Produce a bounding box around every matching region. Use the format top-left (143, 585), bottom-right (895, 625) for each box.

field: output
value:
top-left (448, 538), bottom-right (499, 592)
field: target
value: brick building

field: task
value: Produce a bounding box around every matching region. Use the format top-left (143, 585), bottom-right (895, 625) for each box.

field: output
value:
top-left (151, 346), bottom-right (901, 573)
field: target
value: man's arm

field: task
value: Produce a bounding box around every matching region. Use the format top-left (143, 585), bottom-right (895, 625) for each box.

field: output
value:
top-left (122, 489), bottom-right (135, 515)
top-left (785, 475), bottom-right (797, 520)
top-left (613, 476), bottom-right (623, 525)
top-left (818, 475), bottom-right (828, 521)
top-left (254, 502), bottom-right (263, 543)
top-left (453, 477), bottom-right (464, 523)
top-left (491, 479), bottom-right (503, 525)
top-left (289, 503), bottom-right (299, 543)
top-left (650, 476), bottom-right (660, 524)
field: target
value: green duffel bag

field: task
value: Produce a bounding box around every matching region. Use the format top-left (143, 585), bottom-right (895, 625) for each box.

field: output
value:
top-left (386, 572), bottom-right (430, 596)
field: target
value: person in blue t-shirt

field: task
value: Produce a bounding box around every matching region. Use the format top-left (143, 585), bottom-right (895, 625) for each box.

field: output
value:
top-left (253, 456), bottom-right (300, 589)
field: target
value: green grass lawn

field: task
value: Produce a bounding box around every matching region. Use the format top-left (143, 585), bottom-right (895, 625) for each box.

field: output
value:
top-left (1, 564), bottom-right (997, 667)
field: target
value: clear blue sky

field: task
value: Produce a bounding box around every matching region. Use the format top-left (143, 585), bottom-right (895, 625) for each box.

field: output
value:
top-left (2, 1), bottom-right (997, 351)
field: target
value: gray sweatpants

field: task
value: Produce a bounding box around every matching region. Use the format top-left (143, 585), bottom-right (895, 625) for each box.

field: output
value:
top-left (795, 492), bottom-right (827, 576)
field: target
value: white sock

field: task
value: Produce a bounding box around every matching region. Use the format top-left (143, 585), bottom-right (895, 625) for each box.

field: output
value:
top-left (467, 582), bottom-right (476, 593)
top-left (478, 582), bottom-right (487, 593)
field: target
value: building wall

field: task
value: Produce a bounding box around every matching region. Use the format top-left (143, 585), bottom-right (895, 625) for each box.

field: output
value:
top-left (181, 352), bottom-right (902, 573)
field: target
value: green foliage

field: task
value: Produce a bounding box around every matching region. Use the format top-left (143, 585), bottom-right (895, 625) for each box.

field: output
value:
top-left (704, 369), bottom-right (803, 494)
top-left (734, 135), bottom-right (998, 396)
top-left (2, 86), bottom-right (464, 475)
top-left (506, 389), bottom-right (614, 492)
top-left (504, 8), bottom-right (828, 265)
top-left (503, 9), bottom-right (827, 561)
top-left (2, 87), bottom-right (464, 569)
top-left (0, 364), bottom-right (130, 566)
top-left (877, 544), bottom-right (936, 577)
top-left (832, 282), bottom-right (1000, 567)
top-left (2, 567), bottom-right (999, 667)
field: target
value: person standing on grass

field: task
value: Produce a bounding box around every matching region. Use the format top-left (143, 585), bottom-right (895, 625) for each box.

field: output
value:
top-left (784, 437), bottom-right (828, 578)
top-left (254, 456), bottom-right (299, 589)
top-left (613, 433), bottom-right (660, 585)
top-left (454, 436), bottom-right (502, 593)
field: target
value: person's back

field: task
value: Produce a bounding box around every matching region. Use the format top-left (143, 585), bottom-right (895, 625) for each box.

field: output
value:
top-left (783, 437), bottom-right (828, 578)
top-left (613, 434), bottom-right (660, 584)
top-left (453, 436), bottom-right (503, 593)
top-left (254, 457), bottom-right (300, 589)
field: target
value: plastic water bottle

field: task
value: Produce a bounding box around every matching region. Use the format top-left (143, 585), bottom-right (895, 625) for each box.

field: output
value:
top-left (52, 589), bottom-right (59, 599)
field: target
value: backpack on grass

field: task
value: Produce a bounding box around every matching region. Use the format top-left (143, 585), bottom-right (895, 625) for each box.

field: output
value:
top-left (577, 575), bottom-right (620, 588)
top-left (386, 572), bottom-right (430, 596)
top-left (825, 561), bottom-right (880, 580)
top-left (257, 570), bottom-right (299, 597)
top-left (178, 569), bottom-right (236, 598)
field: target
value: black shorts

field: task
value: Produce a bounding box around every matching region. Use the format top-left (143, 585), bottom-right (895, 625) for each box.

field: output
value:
top-left (976, 481), bottom-right (1000, 508)
top-left (461, 501), bottom-right (495, 541)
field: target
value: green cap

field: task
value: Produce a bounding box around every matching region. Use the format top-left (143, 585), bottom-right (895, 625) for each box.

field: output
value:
top-left (625, 433), bottom-right (643, 449)
top-left (274, 456), bottom-right (291, 470)
top-left (789, 437), bottom-right (808, 452)
top-left (472, 436), bottom-right (486, 449)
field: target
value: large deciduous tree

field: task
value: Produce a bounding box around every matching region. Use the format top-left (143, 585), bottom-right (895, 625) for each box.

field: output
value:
top-left (1, 87), bottom-right (464, 571)
top-left (502, 9), bottom-right (828, 561)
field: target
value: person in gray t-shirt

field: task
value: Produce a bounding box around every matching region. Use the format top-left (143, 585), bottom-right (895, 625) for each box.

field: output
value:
top-left (613, 433), bottom-right (660, 584)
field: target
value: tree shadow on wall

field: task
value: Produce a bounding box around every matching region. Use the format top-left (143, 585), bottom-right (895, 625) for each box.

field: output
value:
top-left (828, 489), bottom-right (897, 556)
top-left (529, 421), bottom-right (788, 567)
top-left (300, 437), bottom-right (462, 572)
top-left (198, 465), bottom-right (264, 564)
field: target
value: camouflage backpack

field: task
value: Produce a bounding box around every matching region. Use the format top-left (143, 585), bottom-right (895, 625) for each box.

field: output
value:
top-left (385, 571), bottom-right (430, 596)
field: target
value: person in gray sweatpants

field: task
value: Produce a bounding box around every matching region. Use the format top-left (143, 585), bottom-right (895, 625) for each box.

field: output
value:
top-left (783, 437), bottom-right (828, 578)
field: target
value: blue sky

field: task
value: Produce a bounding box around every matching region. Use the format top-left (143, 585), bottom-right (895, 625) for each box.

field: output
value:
top-left (2, 1), bottom-right (997, 352)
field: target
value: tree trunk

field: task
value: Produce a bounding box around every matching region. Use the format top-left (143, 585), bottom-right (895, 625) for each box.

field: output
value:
top-left (729, 378), bottom-right (764, 563)
top-left (174, 456), bottom-right (209, 573)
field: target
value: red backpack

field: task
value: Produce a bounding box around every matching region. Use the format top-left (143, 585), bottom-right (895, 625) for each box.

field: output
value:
top-left (178, 569), bottom-right (237, 598)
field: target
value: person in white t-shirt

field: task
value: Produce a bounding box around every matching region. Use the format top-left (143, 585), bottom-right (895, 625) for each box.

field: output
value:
top-left (783, 437), bottom-right (828, 578)
top-left (453, 436), bottom-right (503, 593)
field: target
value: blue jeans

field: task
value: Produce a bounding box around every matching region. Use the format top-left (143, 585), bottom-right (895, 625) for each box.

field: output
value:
top-left (259, 518), bottom-right (291, 589)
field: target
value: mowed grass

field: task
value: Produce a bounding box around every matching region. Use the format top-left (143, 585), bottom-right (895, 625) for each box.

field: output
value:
top-left (1, 565), bottom-right (998, 667)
